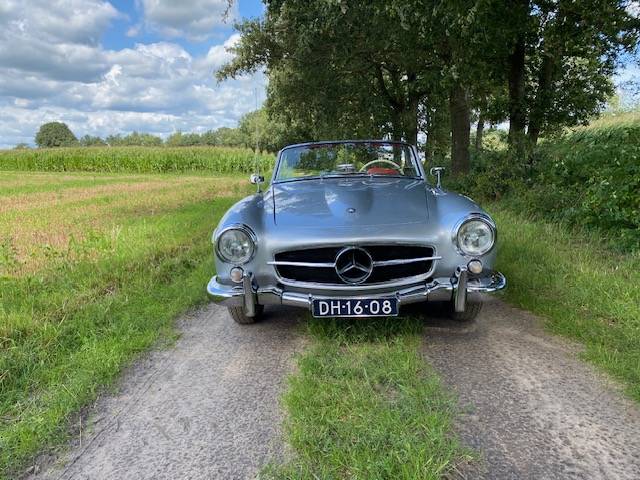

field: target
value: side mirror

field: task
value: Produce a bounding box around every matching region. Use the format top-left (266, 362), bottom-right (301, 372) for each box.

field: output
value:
top-left (250, 173), bottom-right (265, 193)
top-left (250, 174), bottom-right (265, 185)
top-left (429, 166), bottom-right (445, 189)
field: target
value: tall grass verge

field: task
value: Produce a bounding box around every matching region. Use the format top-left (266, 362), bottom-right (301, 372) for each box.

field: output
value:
top-left (263, 317), bottom-right (465, 479)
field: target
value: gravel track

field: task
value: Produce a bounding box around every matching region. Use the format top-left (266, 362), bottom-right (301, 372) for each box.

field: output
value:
top-left (30, 305), bottom-right (305, 480)
top-left (424, 297), bottom-right (640, 480)
top-left (30, 297), bottom-right (640, 480)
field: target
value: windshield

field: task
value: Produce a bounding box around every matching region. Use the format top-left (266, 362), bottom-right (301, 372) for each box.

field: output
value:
top-left (275, 142), bottom-right (420, 182)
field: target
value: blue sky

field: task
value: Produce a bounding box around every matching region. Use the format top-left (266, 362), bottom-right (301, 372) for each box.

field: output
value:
top-left (102, 0), bottom-right (263, 54)
top-left (0, 1), bottom-right (638, 148)
top-left (0, 0), bottom-right (267, 148)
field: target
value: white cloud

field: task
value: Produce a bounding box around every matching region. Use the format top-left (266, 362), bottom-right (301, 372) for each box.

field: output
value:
top-left (615, 61), bottom-right (640, 107)
top-left (1, 0), bottom-right (119, 45)
top-left (0, 0), bottom-right (118, 82)
top-left (139, 0), bottom-right (237, 41)
top-left (0, 0), bottom-right (265, 149)
top-left (196, 33), bottom-right (240, 71)
top-left (126, 24), bottom-right (142, 37)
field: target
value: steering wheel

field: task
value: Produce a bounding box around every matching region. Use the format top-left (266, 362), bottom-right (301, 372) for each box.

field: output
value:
top-left (359, 159), bottom-right (402, 173)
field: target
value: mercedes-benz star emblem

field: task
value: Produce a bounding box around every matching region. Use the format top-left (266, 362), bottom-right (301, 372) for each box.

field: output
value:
top-left (335, 247), bottom-right (373, 284)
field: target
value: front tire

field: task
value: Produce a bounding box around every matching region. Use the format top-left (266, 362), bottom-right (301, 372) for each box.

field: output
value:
top-left (448, 300), bottom-right (483, 322)
top-left (227, 305), bottom-right (264, 324)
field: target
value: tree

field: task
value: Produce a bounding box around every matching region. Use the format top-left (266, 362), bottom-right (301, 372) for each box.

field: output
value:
top-left (79, 135), bottom-right (107, 147)
top-left (220, 0), bottom-right (639, 170)
top-left (502, 0), bottom-right (640, 154)
top-left (106, 132), bottom-right (163, 146)
top-left (237, 108), bottom-right (291, 152)
top-left (219, 0), bottom-right (509, 174)
top-left (213, 127), bottom-right (245, 147)
top-left (13, 143), bottom-right (30, 149)
top-left (218, 1), bottom-right (446, 145)
top-left (35, 122), bottom-right (78, 148)
top-left (166, 131), bottom-right (185, 146)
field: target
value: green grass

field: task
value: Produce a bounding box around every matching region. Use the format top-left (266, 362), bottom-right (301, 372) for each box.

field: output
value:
top-left (263, 317), bottom-right (466, 480)
top-left (0, 146), bottom-right (274, 174)
top-left (1, 170), bottom-right (463, 480)
top-left (490, 204), bottom-right (640, 401)
top-left (578, 109), bottom-right (640, 129)
top-left (0, 172), bottom-right (249, 479)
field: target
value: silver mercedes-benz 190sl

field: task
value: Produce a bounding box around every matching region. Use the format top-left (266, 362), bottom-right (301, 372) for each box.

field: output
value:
top-left (207, 140), bottom-right (506, 324)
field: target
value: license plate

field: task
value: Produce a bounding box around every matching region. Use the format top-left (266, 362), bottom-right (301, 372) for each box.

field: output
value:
top-left (311, 298), bottom-right (398, 318)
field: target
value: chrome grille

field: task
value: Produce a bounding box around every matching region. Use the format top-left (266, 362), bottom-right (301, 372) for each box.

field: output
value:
top-left (271, 245), bottom-right (438, 286)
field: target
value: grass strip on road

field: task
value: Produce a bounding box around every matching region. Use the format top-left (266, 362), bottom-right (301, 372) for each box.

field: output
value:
top-left (264, 317), bottom-right (466, 480)
top-left (0, 172), bottom-right (247, 479)
top-left (490, 204), bottom-right (640, 401)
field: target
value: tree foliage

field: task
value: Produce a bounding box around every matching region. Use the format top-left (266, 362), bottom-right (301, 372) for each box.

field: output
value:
top-left (35, 122), bottom-right (78, 148)
top-left (106, 132), bottom-right (163, 147)
top-left (219, 0), bottom-right (639, 172)
top-left (32, 110), bottom-right (284, 152)
top-left (79, 135), bottom-right (107, 147)
top-left (504, 0), bottom-right (639, 153)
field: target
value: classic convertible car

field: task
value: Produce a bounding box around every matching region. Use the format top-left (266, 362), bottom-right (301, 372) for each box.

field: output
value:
top-left (207, 140), bottom-right (506, 324)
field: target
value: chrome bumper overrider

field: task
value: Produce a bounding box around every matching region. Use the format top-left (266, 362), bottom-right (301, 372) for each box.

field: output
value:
top-left (207, 271), bottom-right (506, 310)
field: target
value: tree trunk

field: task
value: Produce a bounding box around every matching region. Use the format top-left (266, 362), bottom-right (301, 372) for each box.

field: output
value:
top-left (475, 111), bottom-right (485, 150)
top-left (528, 49), bottom-right (558, 147)
top-left (390, 107), bottom-right (403, 142)
top-left (404, 95), bottom-right (419, 146)
top-left (508, 33), bottom-right (527, 156)
top-left (424, 97), bottom-right (450, 165)
top-left (449, 83), bottom-right (471, 175)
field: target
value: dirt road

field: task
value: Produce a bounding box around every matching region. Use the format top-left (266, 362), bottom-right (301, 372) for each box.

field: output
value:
top-left (424, 297), bottom-right (640, 480)
top-left (31, 299), bottom-right (640, 480)
top-left (30, 305), bottom-right (305, 480)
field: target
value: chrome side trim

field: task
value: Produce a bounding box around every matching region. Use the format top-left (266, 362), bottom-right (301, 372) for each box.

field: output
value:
top-left (373, 256), bottom-right (442, 266)
top-left (267, 260), bottom-right (335, 268)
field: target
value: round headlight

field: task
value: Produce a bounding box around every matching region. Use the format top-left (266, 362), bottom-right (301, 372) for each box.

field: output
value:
top-left (456, 218), bottom-right (495, 256)
top-left (216, 227), bottom-right (255, 264)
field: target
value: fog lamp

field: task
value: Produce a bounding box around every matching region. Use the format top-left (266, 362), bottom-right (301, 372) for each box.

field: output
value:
top-left (467, 259), bottom-right (483, 274)
top-left (230, 267), bottom-right (244, 283)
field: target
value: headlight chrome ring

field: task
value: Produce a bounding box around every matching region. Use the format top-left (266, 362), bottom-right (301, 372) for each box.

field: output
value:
top-left (215, 224), bottom-right (257, 264)
top-left (453, 214), bottom-right (496, 256)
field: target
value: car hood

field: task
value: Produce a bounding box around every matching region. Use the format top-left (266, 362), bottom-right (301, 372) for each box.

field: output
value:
top-left (271, 177), bottom-right (428, 229)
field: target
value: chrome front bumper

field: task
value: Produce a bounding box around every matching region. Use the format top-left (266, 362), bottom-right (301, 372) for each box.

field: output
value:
top-left (207, 270), bottom-right (506, 311)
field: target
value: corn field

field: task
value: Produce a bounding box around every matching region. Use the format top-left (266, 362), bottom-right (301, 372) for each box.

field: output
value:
top-left (0, 146), bottom-right (275, 174)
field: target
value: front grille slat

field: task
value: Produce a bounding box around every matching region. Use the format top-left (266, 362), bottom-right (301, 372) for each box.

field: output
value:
top-left (273, 245), bottom-right (435, 286)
